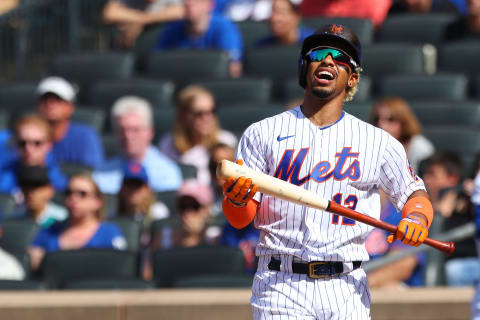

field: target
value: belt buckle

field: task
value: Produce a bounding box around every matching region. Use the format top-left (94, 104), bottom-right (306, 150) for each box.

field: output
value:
top-left (308, 261), bottom-right (328, 279)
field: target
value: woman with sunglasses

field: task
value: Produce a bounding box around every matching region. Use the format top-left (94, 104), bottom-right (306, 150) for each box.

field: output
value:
top-left (28, 173), bottom-right (127, 271)
top-left (370, 97), bottom-right (435, 172)
top-left (0, 114), bottom-right (68, 197)
top-left (158, 85), bottom-right (237, 185)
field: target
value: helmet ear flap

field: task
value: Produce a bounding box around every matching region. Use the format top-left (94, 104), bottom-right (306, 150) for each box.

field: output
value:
top-left (298, 54), bottom-right (308, 88)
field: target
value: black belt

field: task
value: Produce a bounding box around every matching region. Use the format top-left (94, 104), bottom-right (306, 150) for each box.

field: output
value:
top-left (268, 257), bottom-right (362, 279)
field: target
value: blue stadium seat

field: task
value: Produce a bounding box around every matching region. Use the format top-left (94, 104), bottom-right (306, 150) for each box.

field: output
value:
top-left (423, 126), bottom-right (480, 174)
top-left (217, 103), bottom-right (285, 137)
top-left (144, 50), bottom-right (230, 84)
top-left (87, 78), bottom-right (175, 110)
top-left (245, 46), bottom-right (300, 98)
top-left (0, 220), bottom-right (39, 254)
top-left (343, 102), bottom-right (372, 122)
top-left (0, 82), bottom-right (38, 109)
top-left (51, 52), bottom-right (135, 95)
top-left (362, 44), bottom-right (425, 78)
top-left (438, 42), bottom-right (480, 78)
top-left (153, 245), bottom-right (245, 287)
top-left (194, 77), bottom-right (273, 107)
top-left (237, 21), bottom-right (270, 48)
top-left (41, 249), bottom-right (139, 289)
top-left (410, 101), bottom-right (480, 127)
top-left (378, 13), bottom-right (456, 45)
top-left (377, 73), bottom-right (468, 101)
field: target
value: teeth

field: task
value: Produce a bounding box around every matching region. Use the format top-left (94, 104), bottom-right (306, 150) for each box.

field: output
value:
top-left (318, 71), bottom-right (334, 79)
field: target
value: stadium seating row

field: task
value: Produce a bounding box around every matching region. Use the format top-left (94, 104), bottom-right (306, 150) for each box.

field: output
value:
top-left (0, 245), bottom-right (249, 290)
top-left (136, 14), bottom-right (463, 52)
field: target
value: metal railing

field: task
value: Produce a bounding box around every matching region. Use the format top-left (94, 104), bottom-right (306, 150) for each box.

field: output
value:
top-left (0, 0), bottom-right (111, 82)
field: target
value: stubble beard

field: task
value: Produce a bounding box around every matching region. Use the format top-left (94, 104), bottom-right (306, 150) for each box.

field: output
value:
top-left (311, 86), bottom-right (335, 99)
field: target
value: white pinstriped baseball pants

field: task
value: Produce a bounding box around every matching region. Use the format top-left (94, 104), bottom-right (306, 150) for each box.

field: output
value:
top-left (251, 256), bottom-right (371, 320)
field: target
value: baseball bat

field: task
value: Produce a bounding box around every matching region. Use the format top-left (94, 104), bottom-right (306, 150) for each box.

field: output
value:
top-left (217, 160), bottom-right (455, 255)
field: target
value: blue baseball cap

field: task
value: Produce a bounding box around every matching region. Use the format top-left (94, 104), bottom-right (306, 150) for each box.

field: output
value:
top-left (123, 162), bottom-right (148, 184)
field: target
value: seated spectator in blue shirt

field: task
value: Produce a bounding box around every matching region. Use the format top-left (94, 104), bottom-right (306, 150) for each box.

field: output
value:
top-left (93, 96), bottom-right (182, 194)
top-left (154, 0), bottom-right (244, 78)
top-left (36, 76), bottom-right (105, 168)
top-left (0, 114), bottom-right (68, 196)
top-left (444, 0), bottom-right (480, 42)
top-left (28, 173), bottom-right (127, 271)
top-left (11, 165), bottom-right (67, 228)
top-left (366, 199), bottom-right (426, 288)
top-left (255, 0), bottom-right (313, 47)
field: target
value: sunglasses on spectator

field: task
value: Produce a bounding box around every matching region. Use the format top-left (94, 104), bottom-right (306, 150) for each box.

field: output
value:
top-left (190, 108), bottom-right (215, 118)
top-left (178, 196), bottom-right (202, 212)
top-left (307, 47), bottom-right (357, 70)
top-left (17, 139), bottom-right (46, 148)
top-left (373, 116), bottom-right (396, 124)
top-left (65, 188), bottom-right (95, 199)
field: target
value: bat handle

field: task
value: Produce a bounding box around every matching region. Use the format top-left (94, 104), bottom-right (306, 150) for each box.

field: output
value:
top-left (327, 201), bottom-right (455, 255)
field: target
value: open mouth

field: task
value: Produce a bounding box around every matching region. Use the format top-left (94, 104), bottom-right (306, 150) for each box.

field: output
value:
top-left (314, 69), bottom-right (336, 85)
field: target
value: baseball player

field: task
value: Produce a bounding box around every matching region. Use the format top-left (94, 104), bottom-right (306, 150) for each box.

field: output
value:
top-left (221, 24), bottom-right (434, 319)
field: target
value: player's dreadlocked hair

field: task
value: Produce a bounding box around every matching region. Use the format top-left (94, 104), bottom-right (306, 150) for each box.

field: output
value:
top-left (344, 66), bottom-right (363, 102)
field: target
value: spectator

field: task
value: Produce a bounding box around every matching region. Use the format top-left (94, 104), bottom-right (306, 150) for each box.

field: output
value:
top-left (117, 161), bottom-right (170, 221)
top-left (93, 96), bottom-right (182, 194)
top-left (0, 114), bottom-right (68, 196)
top-left (299, 0), bottom-right (392, 28)
top-left (11, 165), bottom-right (67, 229)
top-left (444, 0), bottom-right (480, 42)
top-left (158, 85), bottom-right (237, 185)
top-left (208, 142), bottom-right (235, 217)
top-left (370, 97), bottom-right (435, 172)
top-left (221, 0), bottom-right (272, 22)
top-left (0, 0), bottom-right (18, 15)
top-left (389, 0), bottom-right (459, 14)
top-left (102, 0), bottom-right (185, 48)
top-left (151, 179), bottom-right (217, 249)
top-left (366, 196), bottom-right (426, 288)
top-left (36, 76), bottom-right (105, 168)
top-left (117, 161), bottom-right (170, 280)
top-left (255, 0), bottom-right (313, 47)
top-left (422, 152), bottom-right (479, 286)
top-left (0, 212), bottom-right (25, 280)
top-left (28, 173), bottom-right (127, 271)
top-left (154, 0), bottom-right (244, 78)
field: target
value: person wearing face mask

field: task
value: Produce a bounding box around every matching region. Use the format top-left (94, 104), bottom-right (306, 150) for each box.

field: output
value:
top-left (158, 85), bottom-right (237, 185)
top-left (93, 96), bottom-right (182, 194)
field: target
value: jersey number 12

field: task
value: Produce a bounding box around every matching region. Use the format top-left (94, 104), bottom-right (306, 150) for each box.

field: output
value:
top-left (331, 193), bottom-right (358, 226)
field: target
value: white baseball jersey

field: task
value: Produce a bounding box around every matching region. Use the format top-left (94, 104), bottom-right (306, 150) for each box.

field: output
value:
top-left (236, 106), bottom-right (426, 263)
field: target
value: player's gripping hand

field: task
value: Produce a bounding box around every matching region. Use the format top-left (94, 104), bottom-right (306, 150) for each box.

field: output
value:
top-left (387, 214), bottom-right (428, 247)
top-left (223, 159), bottom-right (258, 207)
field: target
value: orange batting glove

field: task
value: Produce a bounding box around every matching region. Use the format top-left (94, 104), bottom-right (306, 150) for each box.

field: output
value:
top-left (223, 159), bottom-right (258, 207)
top-left (387, 214), bottom-right (428, 247)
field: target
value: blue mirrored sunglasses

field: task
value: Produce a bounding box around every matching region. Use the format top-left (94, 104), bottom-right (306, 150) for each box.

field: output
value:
top-left (307, 47), bottom-right (357, 70)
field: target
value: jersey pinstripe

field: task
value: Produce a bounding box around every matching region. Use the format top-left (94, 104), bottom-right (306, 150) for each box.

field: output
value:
top-left (236, 106), bottom-right (426, 263)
